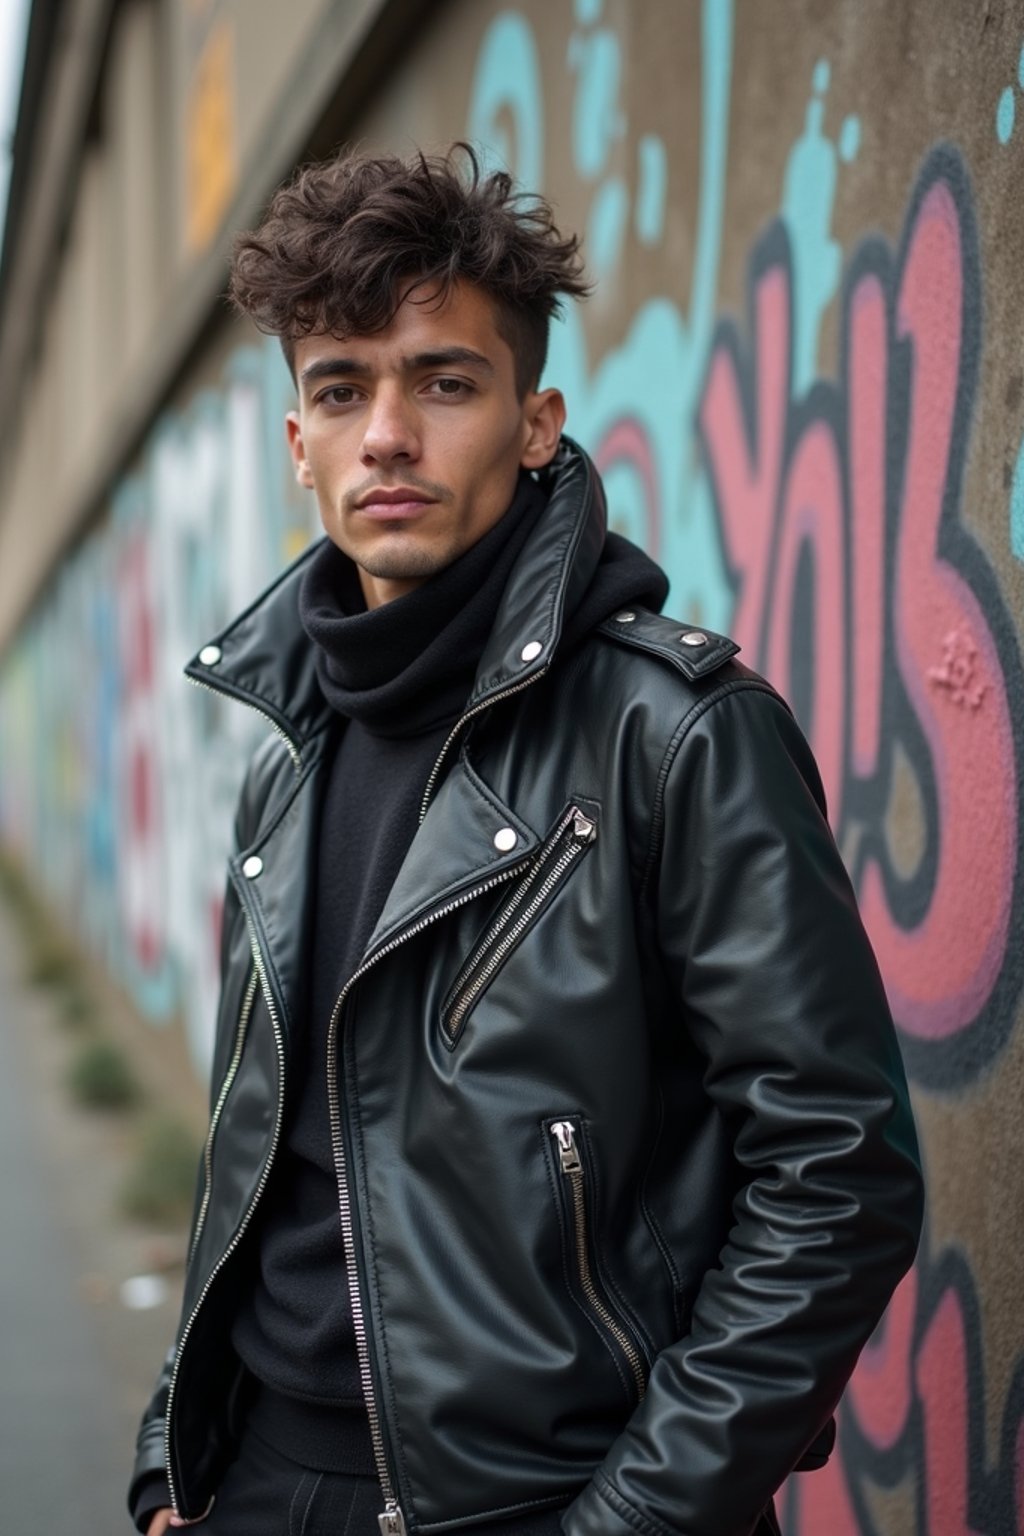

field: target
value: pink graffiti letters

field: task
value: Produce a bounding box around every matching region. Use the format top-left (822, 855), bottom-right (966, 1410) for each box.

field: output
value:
top-left (699, 145), bottom-right (1024, 1536)
top-left (698, 145), bottom-right (1023, 1089)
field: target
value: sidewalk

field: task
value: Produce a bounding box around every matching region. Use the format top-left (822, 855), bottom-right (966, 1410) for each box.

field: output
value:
top-left (0, 902), bottom-right (194, 1534)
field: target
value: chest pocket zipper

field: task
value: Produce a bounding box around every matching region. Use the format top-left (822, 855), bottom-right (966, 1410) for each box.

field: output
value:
top-left (441, 804), bottom-right (597, 1045)
top-left (549, 1118), bottom-right (648, 1405)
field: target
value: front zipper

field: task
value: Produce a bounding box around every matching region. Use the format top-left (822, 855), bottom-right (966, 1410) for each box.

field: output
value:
top-left (164, 923), bottom-right (287, 1519)
top-left (327, 856), bottom-right (541, 1536)
top-left (320, 642), bottom-right (557, 1532)
top-left (189, 967), bottom-right (259, 1262)
top-left (442, 806), bottom-right (597, 1042)
top-left (549, 1119), bottom-right (647, 1404)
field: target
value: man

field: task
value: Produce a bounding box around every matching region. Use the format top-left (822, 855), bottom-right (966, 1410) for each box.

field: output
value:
top-left (130, 145), bottom-right (923, 1536)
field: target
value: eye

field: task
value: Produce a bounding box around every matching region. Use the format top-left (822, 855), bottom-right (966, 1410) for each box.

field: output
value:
top-left (317, 385), bottom-right (361, 407)
top-left (425, 377), bottom-right (472, 398)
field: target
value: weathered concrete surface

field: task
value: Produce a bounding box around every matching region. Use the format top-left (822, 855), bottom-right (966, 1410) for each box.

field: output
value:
top-left (0, 907), bottom-right (185, 1534)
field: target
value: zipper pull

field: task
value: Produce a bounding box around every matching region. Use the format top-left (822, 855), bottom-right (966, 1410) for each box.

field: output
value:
top-left (551, 1120), bottom-right (582, 1173)
top-left (572, 810), bottom-right (597, 843)
top-left (378, 1503), bottom-right (407, 1535)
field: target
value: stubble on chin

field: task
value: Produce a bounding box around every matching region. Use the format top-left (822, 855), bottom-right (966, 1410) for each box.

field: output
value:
top-left (349, 529), bottom-right (460, 583)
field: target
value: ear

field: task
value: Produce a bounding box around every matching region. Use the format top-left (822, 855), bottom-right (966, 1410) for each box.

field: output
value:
top-left (286, 411), bottom-right (315, 489)
top-left (520, 388), bottom-right (567, 470)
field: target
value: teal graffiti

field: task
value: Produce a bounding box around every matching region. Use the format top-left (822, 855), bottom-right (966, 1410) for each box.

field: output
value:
top-left (997, 85), bottom-right (1015, 144)
top-left (568, 1), bottom-right (629, 276)
top-left (568, 19), bottom-right (623, 180)
top-left (636, 134), bottom-right (667, 244)
top-left (1011, 439), bottom-right (1024, 561)
top-left (994, 37), bottom-right (1024, 144)
top-left (780, 59), bottom-right (848, 395)
top-left (587, 176), bottom-right (629, 278)
top-left (466, 12), bottom-right (543, 188)
top-left (468, 1), bottom-right (735, 626)
top-left (839, 114), bottom-right (861, 163)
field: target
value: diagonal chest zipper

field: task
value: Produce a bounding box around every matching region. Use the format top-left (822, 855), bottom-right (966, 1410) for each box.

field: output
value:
top-left (550, 1119), bottom-right (647, 1404)
top-left (442, 806), bottom-right (598, 1043)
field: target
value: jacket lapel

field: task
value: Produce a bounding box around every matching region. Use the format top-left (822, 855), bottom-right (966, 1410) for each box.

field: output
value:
top-left (228, 750), bottom-right (327, 1043)
top-left (362, 758), bottom-right (541, 957)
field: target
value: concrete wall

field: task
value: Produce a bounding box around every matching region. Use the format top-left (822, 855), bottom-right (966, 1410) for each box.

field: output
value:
top-left (1, 2), bottom-right (1022, 1532)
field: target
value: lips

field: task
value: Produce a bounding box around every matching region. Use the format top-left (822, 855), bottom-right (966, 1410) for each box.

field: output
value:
top-left (355, 489), bottom-right (437, 520)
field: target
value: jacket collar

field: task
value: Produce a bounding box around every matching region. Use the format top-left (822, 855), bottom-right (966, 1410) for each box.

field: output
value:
top-left (185, 436), bottom-right (607, 767)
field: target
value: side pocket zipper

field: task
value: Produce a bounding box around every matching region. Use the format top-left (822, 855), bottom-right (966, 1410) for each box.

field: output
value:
top-left (550, 1118), bottom-right (647, 1404)
top-left (442, 805), bottom-right (597, 1043)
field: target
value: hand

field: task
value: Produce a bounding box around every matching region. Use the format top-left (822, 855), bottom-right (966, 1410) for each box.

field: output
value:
top-left (146, 1511), bottom-right (175, 1535)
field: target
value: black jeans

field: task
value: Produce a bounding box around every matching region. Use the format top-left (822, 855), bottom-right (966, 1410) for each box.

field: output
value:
top-left (193, 1425), bottom-right (383, 1536)
top-left (193, 1417), bottom-right (567, 1535)
top-left (193, 1415), bottom-right (780, 1536)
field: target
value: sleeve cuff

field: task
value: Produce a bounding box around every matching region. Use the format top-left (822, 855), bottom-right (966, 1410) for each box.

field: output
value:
top-left (132, 1472), bottom-right (173, 1533)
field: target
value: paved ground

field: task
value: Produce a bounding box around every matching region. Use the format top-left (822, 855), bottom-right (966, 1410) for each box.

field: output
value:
top-left (0, 903), bottom-right (196, 1534)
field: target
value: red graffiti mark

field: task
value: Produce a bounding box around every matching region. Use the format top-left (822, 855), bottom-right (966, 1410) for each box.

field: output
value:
top-left (857, 178), bottom-right (1016, 1043)
top-left (698, 156), bottom-right (1018, 1051)
top-left (765, 417), bottom-right (846, 822)
top-left (927, 627), bottom-right (990, 711)
top-left (846, 1265), bottom-right (917, 1451)
top-left (702, 147), bottom-right (1023, 1536)
top-left (700, 261), bottom-right (790, 658)
top-left (115, 529), bottom-right (166, 981)
top-left (848, 273), bottom-right (887, 781)
top-left (594, 416), bottom-right (661, 558)
top-left (781, 1254), bottom-right (1019, 1536)
top-left (785, 1446), bottom-right (861, 1536)
top-left (915, 1287), bottom-right (982, 1536)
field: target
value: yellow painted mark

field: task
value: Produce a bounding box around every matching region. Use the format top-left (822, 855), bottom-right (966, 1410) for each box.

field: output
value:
top-left (186, 19), bottom-right (237, 252)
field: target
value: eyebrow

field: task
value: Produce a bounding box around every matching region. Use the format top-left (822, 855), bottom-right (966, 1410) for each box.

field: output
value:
top-left (300, 347), bottom-right (496, 387)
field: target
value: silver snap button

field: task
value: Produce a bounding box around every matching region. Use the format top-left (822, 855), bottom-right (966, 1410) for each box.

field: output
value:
top-left (242, 855), bottom-right (263, 879)
top-left (199, 644), bottom-right (222, 666)
top-left (615, 611), bottom-right (636, 623)
top-left (520, 641), bottom-right (543, 663)
top-left (493, 828), bottom-right (518, 853)
top-left (679, 631), bottom-right (708, 647)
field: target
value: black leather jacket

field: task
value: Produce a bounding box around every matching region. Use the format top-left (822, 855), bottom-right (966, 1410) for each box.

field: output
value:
top-left (130, 440), bottom-right (923, 1536)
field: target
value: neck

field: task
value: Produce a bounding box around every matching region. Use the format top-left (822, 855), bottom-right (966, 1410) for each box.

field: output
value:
top-left (358, 569), bottom-right (424, 609)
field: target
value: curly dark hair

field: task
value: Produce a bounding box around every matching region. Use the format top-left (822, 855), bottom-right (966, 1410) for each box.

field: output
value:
top-left (228, 143), bottom-right (590, 396)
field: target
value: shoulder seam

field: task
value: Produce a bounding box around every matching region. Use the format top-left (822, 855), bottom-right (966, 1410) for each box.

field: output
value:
top-left (640, 678), bottom-right (787, 904)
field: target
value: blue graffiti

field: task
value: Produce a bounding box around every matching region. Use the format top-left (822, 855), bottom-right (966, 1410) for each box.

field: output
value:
top-left (780, 61), bottom-right (843, 395)
top-left (839, 113), bottom-right (861, 163)
top-left (568, 18), bottom-right (623, 180)
top-left (466, 13), bottom-right (543, 189)
top-left (635, 133), bottom-right (667, 244)
top-left (997, 86), bottom-right (1015, 143)
top-left (467, 1), bottom-right (735, 626)
top-left (1010, 440), bottom-right (1024, 560)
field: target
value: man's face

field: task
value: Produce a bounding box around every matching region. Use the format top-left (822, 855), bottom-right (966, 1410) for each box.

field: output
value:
top-left (286, 281), bottom-right (565, 608)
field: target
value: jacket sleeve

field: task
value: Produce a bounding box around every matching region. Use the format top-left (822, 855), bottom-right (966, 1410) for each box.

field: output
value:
top-left (126, 741), bottom-right (270, 1529)
top-left (563, 683), bottom-right (924, 1536)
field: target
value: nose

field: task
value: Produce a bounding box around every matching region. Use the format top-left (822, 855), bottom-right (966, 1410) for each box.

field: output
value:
top-left (359, 383), bottom-right (420, 468)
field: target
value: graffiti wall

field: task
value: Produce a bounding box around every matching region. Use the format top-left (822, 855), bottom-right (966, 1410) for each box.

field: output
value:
top-left (0, 336), bottom-right (319, 1064)
top-left (1, 1), bottom-right (1023, 1531)
top-left (452, 4), bottom-right (1024, 1532)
